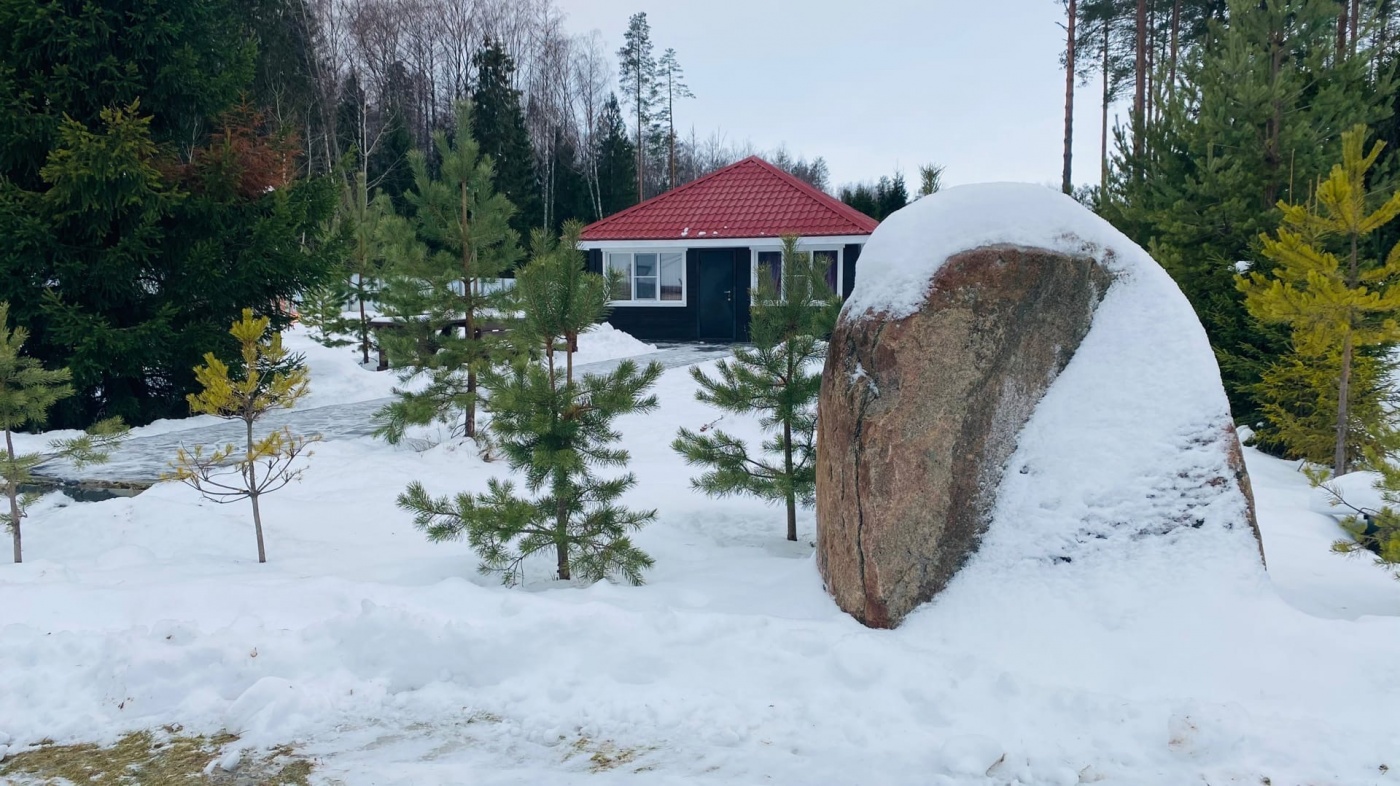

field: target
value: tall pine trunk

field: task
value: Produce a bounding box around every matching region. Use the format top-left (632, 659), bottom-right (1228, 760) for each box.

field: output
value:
top-left (1101, 18), bottom-right (1111, 192)
top-left (359, 293), bottom-right (370, 366)
top-left (635, 79), bottom-right (645, 202)
top-left (1063, 0), bottom-right (1077, 195)
top-left (1351, 0), bottom-right (1361, 56)
top-left (6, 428), bottom-right (21, 564)
top-left (1339, 3), bottom-right (1350, 61)
top-left (1134, 0), bottom-right (1147, 162)
top-left (1169, 0), bottom-right (1181, 97)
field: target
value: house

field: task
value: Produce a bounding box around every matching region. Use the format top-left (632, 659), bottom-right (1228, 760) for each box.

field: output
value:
top-left (578, 156), bottom-right (879, 342)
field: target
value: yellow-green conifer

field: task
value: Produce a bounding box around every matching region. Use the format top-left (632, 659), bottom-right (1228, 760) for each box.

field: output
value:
top-left (165, 310), bottom-right (320, 563)
top-left (1239, 125), bottom-right (1400, 474)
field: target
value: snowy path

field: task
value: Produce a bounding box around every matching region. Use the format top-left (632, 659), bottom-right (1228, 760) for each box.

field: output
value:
top-left (35, 343), bottom-right (730, 486)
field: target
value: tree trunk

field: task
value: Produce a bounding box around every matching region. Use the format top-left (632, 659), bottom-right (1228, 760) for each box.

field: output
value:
top-left (246, 418), bottom-right (266, 563)
top-left (1134, 0), bottom-right (1147, 162)
top-left (461, 182), bottom-right (477, 440)
top-left (1339, 3), bottom-right (1350, 61)
top-left (1063, 0), bottom-right (1077, 195)
top-left (1263, 24), bottom-right (1286, 207)
top-left (555, 479), bottom-right (571, 581)
top-left (784, 347), bottom-right (798, 542)
top-left (1335, 330), bottom-right (1354, 475)
top-left (359, 292), bottom-right (370, 366)
top-left (636, 78), bottom-right (645, 202)
top-left (1169, 0), bottom-right (1181, 97)
top-left (1101, 18), bottom-right (1111, 192)
top-left (1351, 0), bottom-right (1361, 57)
top-left (6, 428), bottom-right (21, 564)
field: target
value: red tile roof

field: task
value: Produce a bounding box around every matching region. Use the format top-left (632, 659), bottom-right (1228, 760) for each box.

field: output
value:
top-left (579, 156), bottom-right (879, 242)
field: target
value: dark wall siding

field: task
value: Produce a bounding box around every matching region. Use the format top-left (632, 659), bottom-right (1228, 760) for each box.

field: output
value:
top-left (602, 250), bottom-right (699, 341)
top-left (842, 243), bottom-right (862, 300)
top-left (589, 242), bottom-right (862, 341)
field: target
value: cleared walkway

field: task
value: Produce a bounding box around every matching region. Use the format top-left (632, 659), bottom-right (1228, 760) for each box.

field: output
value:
top-left (37, 344), bottom-right (732, 487)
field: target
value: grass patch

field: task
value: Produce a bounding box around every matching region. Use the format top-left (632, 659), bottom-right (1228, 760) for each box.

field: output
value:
top-left (565, 735), bottom-right (653, 773)
top-left (0, 728), bottom-right (311, 786)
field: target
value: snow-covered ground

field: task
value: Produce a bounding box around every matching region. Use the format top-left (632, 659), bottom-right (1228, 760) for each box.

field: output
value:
top-left (3, 330), bottom-right (1399, 783)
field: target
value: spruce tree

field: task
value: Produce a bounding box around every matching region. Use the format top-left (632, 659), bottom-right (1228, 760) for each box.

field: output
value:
top-left (0, 303), bottom-right (127, 564)
top-left (399, 223), bottom-right (662, 585)
top-left (472, 36), bottom-right (542, 237)
top-left (595, 94), bottom-right (639, 218)
top-left (165, 310), bottom-right (320, 564)
top-left (0, 0), bottom-right (340, 429)
top-left (298, 273), bottom-right (353, 348)
top-left (673, 235), bottom-right (841, 542)
top-left (1239, 125), bottom-right (1400, 474)
top-left (375, 102), bottom-right (522, 443)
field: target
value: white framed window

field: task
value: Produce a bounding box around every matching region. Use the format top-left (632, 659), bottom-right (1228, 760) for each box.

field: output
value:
top-left (605, 250), bottom-right (686, 306)
top-left (752, 246), bottom-right (842, 299)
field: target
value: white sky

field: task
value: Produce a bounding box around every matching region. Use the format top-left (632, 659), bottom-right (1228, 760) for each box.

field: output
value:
top-left (554, 0), bottom-right (1119, 192)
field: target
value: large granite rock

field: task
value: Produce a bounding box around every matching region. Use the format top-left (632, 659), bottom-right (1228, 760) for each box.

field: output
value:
top-left (816, 184), bottom-right (1262, 629)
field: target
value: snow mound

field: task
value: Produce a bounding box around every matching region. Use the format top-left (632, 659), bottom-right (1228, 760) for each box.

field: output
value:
top-left (572, 322), bottom-right (657, 367)
top-left (845, 182), bottom-right (1157, 322)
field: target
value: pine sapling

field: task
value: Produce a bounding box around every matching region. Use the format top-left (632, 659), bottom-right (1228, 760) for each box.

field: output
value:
top-left (673, 235), bottom-right (841, 541)
top-left (399, 222), bottom-right (662, 585)
top-left (164, 309), bottom-right (321, 563)
top-left (0, 302), bottom-right (127, 563)
top-left (375, 102), bottom-right (522, 443)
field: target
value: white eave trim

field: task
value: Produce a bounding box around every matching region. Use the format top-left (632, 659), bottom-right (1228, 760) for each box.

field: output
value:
top-left (579, 235), bottom-right (870, 250)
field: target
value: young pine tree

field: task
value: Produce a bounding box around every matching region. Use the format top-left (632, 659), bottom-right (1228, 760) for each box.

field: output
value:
top-left (165, 310), bottom-right (321, 563)
top-left (340, 170), bottom-right (398, 365)
top-left (375, 102), bottom-right (523, 443)
top-left (1239, 125), bottom-right (1400, 474)
top-left (673, 235), bottom-right (841, 542)
top-left (399, 222), bottom-right (662, 585)
top-left (298, 272), bottom-right (354, 348)
top-left (0, 303), bottom-right (126, 563)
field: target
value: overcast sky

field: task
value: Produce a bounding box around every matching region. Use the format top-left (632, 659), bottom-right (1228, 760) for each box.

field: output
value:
top-left (553, 0), bottom-right (1118, 192)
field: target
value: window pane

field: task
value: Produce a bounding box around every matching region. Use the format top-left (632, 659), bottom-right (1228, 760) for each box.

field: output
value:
top-left (814, 250), bottom-right (839, 294)
top-left (757, 251), bottom-right (782, 296)
top-left (607, 253), bottom-right (632, 300)
top-left (660, 252), bottom-right (684, 301)
top-left (636, 277), bottom-right (658, 300)
top-left (634, 253), bottom-right (658, 278)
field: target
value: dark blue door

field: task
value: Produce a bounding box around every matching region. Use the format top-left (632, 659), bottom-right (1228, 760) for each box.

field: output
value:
top-left (697, 250), bottom-right (736, 341)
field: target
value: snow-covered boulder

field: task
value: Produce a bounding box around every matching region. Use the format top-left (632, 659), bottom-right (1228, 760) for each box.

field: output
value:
top-left (816, 183), bottom-right (1262, 628)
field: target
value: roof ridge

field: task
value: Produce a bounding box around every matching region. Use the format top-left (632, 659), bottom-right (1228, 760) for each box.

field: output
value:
top-left (581, 157), bottom-right (765, 235)
top-left (579, 155), bottom-right (879, 241)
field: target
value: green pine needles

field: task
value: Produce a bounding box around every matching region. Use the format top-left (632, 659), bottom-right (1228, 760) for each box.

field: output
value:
top-left (673, 235), bottom-right (841, 542)
top-left (375, 102), bottom-right (522, 443)
top-left (0, 303), bottom-right (126, 563)
top-left (398, 222), bottom-right (662, 585)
